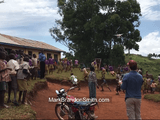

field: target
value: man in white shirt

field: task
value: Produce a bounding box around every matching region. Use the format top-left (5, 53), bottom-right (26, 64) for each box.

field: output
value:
top-left (7, 53), bottom-right (20, 106)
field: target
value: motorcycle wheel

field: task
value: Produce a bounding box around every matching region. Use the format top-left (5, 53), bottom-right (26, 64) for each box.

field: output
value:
top-left (55, 104), bottom-right (70, 120)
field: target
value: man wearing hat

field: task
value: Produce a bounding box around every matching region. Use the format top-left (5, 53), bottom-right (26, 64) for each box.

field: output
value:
top-left (121, 60), bottom-right (143, 120)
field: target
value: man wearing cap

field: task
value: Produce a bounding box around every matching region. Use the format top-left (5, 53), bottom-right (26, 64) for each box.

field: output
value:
top-left (121, 60), bottom-right (143, 120)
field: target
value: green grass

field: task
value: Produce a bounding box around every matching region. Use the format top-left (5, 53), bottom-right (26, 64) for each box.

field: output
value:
top-left (0, 78), bottom-right (46, 119)
top-left (46, 68), bottom-right (117, 81)
top-left (125, 54), bottom-right (160, 79)
top-left (144, 94), bottom-right (160, 102)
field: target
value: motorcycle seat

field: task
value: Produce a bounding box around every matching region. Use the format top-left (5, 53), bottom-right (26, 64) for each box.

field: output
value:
top-left (73, 101), bottom-right (97, 107)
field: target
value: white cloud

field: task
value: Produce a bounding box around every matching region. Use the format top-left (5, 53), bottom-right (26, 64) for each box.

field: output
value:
top-left (0, 0), bottom-right (60, 28)
top-left (128, 31), bottom-right (160, 56)
top-left (137, 0), bottom-right (160, 20)
top-left (0, 0), bottom-right (61, 38)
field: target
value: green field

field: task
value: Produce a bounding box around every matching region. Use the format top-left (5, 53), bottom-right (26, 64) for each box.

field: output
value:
top-left (46, 68), bottom-right (117, 81)
top-left (125, 54), bottom-right (160, 79)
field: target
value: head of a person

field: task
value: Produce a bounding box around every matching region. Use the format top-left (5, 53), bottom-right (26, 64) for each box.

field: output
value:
top-left (9, 53), bottom-right (16, 60)
top-left (10, 50), bottom-right (16, 55)
top-left (40, 50), bottom-right (44, 54)
top-left (33, 54), bottom-right (36, 58)
top-left (128, 60), bottom-right (137, 71)
top-left (23, 56), bottom-right (29, 62)
top-left (0, 51), bottom-right (6, 60)
top-left (90, 66), bottom-right (95, 72)
top-left (151, 76), bottom-right (154, 80)
top-left (71, 73), bottom-right (73, 76)
top-left (0, 46), bottom-right (5, 52)
top-left (153, 81), bottom-right (155, 83)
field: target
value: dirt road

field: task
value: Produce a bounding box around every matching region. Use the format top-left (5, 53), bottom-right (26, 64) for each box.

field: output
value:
top-left (31, 82), bottom-right (160, 119)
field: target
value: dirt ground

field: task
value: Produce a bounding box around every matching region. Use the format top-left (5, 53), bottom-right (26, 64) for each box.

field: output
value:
top-left (31, 82), bottom-right (160, 119)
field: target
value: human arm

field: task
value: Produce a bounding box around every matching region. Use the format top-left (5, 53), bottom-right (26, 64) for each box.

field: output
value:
top-left (121, 74), bottom-right (127, 90)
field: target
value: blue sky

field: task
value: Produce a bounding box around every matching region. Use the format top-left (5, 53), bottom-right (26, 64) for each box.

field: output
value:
top-left (0, 0), bottom-right (160, 58)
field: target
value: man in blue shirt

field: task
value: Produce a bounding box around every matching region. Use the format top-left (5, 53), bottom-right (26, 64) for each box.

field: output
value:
top-left (121, 60), bottom-right (143, 120)
top-left (39, 51), bottom-right (46, 79)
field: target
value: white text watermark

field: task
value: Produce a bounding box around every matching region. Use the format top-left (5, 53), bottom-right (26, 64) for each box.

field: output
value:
top-left (48, 97), bottom-right (111, 103)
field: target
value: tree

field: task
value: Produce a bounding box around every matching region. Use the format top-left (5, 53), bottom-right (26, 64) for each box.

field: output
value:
top-left (50, 0), bottom-right (142, 66)
top-left (147, 53), bottom-right (152, 59)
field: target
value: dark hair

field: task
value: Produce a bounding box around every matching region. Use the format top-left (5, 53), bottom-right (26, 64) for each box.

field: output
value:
top-left (9, 53), bottom-right (16, 60)
top-left (0, 51), bottom-right (6, 60)
top-left (23, 57), bottom-right (29, 62)
top-left (10, 50), bottom-right (16, 55)
top-left (0, 46), bottom-right (5, 52)
top-left (33, 54), bottom-right (36, 58)
top-left (71, 73), bottom-right (73, 75)
top-left (90, 66), bottom-right (95, 72)
top-left (129, 65), bottom-right (137, 70)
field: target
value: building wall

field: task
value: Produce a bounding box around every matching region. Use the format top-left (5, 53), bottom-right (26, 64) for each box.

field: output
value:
top-left (2, 45), bottom-right (61, 61)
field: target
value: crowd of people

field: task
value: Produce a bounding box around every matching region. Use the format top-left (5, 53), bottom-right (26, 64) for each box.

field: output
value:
top-left (0, 47), bottom-right (83, 109)
top-left (1, 46), bottom-right (159, 119)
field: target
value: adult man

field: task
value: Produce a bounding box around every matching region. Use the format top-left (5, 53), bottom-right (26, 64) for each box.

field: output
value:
top-left (121, 60), bottom-right (143, 120)
top-left (39, 51), bottom-right (46, 79)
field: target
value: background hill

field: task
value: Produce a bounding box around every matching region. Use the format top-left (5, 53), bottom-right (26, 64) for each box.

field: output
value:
top-left (125, 54), bottom-right (160, 80)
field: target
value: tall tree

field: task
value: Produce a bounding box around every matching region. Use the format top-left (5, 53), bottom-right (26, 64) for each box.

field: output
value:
top-left (50, 0), bottom-right (142, 66)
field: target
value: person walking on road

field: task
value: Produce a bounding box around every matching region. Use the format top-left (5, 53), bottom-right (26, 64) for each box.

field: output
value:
top-left (121, 60), bottom-right (143, 120)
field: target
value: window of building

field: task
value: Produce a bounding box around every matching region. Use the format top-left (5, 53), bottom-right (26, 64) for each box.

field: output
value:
top-left (28, 51), bottom-right (32, 57)
top-left (54, 54), bottom-right (58, 60)
top-left (47, 53), bottom-right (51, 59)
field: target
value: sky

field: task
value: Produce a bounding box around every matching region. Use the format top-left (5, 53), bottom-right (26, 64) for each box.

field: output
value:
top-left (0, 0), bottom-right (160, 58)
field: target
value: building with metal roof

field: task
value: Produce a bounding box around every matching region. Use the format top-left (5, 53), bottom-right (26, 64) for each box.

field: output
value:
top-left (0, 33), bottom-right (65, 60)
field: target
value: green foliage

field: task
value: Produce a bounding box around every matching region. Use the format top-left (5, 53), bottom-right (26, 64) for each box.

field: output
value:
top-left (125, 54), bottom-right (160, 79)
top-left (144, 94), bottom-right (160, 102)
top-left (46, 68), bottom-right (116, 81)
top-left (50, 0), bottom-right (142, 66)
top-left (110, 45), bottom-right (125, 67)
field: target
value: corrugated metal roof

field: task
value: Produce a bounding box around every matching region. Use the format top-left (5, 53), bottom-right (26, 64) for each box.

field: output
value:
top-left (0, 33), bottom-right (65, 52)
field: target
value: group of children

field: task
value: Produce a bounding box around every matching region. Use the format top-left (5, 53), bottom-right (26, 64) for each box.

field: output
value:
top-left (0, 47), bottom-right (40, 108)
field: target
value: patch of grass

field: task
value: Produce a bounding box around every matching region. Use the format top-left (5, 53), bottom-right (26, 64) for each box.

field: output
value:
top-left (144, 94), bottom-right (160, 102)
top-left (125, 54), bottom-right (160, 79)
top-left (46, 68), bottom-right (117, 81)
top-left (0, 104), bottom-right (36, 119)
top-left (0, 78), bottom-right (46, 119)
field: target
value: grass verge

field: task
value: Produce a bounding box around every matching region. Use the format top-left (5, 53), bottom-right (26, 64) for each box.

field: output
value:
top-left (144, 94), bottom-right (160, 102)
top-left (46, 68), bottom-right (117, 81)
top-left (0, 78), bottom-right (46, 119)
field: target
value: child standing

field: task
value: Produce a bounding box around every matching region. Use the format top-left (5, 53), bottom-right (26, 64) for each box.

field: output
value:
top-left (116, 74), bottom-right (122, 95)
top-left (150, 81), bottom-right (157, 94)
top-left (100, 67), bottom-right (111, 92)
top-left (70, 73), bottom-right (80, 90)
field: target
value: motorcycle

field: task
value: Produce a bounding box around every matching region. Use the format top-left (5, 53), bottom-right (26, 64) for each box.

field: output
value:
top-left (55, 86), bottom-right (98, 120)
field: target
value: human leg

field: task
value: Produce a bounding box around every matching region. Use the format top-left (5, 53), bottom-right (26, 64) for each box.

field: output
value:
top-left (22, 90), bottom-right (27, 104)
top-left (135, 98), bottom-right (141, 120)
top-left (18, 91), bottom-right (22, 102)
top-left (125, 98), bottom-right (136, 120)
top-left (7, 81), bottom-right (12, 103)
